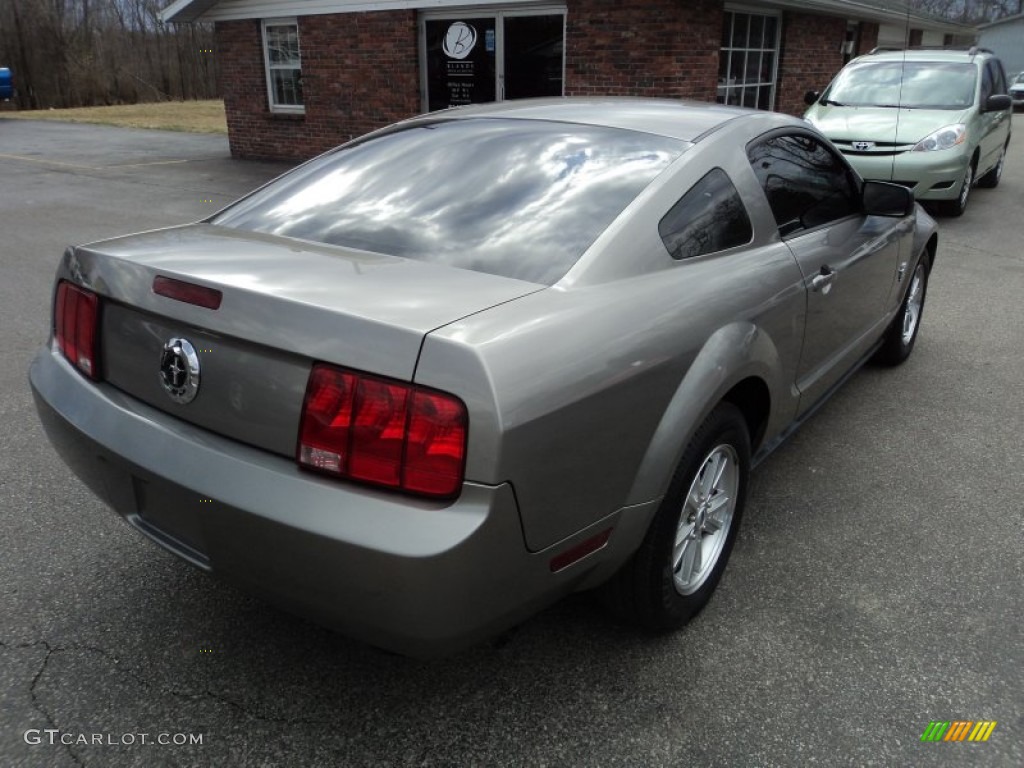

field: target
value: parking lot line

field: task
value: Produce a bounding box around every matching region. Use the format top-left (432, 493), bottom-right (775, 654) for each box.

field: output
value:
top-left (0, 152), bottom-right (97, 170)
top-left (105, 159), bottom-right (191, 169)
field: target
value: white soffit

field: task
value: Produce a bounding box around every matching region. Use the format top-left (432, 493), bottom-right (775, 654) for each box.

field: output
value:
top-left (162, 0), bottom-right (970, 33)
top-left (162, 0), bottom-right (540, 23)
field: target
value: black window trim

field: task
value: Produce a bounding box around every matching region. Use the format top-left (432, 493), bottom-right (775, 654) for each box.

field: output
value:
top-left (745, 128), bottom-right (864, 240)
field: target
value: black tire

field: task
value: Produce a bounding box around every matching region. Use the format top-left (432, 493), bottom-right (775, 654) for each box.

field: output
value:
top-left (603, 403), bottom-right (750, 630)
top-left (874, 255), bottom-right (929, 366)
top-left (976, 143), bottom-right (1007, 189)
top-left (940, 160), bottom-right (974, 217)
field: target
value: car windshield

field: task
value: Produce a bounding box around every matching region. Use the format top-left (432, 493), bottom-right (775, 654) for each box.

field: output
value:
top-left (823, 61), bottom-right (977, 109)
top-left (1014, 73), bottom-right (1024, 84)
top-left (213, 119), bottom-right (684, 285)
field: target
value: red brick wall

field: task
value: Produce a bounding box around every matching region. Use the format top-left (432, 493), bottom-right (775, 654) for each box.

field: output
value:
top-left (216, 14), bottom-right (419, 160)
top-left (775, 11), bottom-right (847, 116)
top-left (857, 22), bottom-right (879, 55)
top-left (215, 5), bottom-right (881, 160)
top-left (565, 0), bottom-right (721, 100)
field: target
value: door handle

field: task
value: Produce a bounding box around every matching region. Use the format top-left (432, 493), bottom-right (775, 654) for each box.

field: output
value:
top-left (811, 267), bottom-right (836, 293)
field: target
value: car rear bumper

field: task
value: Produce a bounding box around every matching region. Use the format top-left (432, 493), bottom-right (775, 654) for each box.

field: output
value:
top-left (842, 148), bottom-right (970, 201)
top-left (30, 346), bottom-right (626, 657)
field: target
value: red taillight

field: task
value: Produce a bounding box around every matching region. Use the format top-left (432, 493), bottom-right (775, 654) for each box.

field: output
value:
top-left (153, 275), bottom-right (223, 310)
top-left (297, 364), bottom-right (468, 499)
top-left (54, 281), bottom-right (100, 380)
top-left (403, 390), bottom-right (468, 496)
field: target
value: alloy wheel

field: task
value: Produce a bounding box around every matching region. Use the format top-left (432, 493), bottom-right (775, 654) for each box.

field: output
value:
top-left (672, 444), bottom-right (739, 596)
top-left (901, 263), bottom-right (926, 346)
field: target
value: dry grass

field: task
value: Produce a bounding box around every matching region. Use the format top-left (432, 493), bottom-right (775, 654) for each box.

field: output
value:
top-left (0, 100), bottom-right (227, 134)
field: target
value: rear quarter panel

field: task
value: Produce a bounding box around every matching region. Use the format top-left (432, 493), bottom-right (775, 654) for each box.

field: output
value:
top-left (416, 127), bottom-right (809, 551)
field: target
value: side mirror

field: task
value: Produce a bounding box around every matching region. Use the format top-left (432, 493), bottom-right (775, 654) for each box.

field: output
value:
top-left (862, 181), bottom-right (914, 217)
top-left (984, 94), bottom-right (1011, 112)
top-left (804, 90), bottom-right (820, 106)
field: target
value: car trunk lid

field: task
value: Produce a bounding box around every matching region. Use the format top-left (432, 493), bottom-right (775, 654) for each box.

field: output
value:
top-left (71, 224), bottom-right (541, 457)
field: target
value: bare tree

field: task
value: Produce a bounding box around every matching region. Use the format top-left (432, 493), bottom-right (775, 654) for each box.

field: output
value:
top-left (909, 0), bottom-right (1023, 23)
top-left (0, 0), bottom-right (217, 109)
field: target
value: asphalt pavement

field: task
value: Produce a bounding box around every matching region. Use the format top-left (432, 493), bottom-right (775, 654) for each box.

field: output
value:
top-left (0, 118), bottom-right (1021, 767)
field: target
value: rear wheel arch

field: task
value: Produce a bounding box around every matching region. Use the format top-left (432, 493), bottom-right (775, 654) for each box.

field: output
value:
top-left (925, 233), bottom-right (938, 269)
top-left (720, 376), bottom-right (771, 456)
top-left (623, 324), bottom-right (786, 507)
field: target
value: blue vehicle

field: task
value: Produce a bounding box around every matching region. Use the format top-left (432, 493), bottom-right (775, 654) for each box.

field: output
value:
top-left (0, 68), bottom-right (13, 100)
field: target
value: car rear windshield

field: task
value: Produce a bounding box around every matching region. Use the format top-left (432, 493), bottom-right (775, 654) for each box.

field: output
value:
top-left (824, 61), bottom-right (978, 109)
top-left (212, 118), bottom-right (684, 285)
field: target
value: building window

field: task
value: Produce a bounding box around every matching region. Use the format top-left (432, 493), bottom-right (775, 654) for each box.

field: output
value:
top-left (718, 10), bottom-right (779, 110)
top-left (421, 9), bottom-right (565, 112)
top-left (263, 19), bottom-right (303, 113)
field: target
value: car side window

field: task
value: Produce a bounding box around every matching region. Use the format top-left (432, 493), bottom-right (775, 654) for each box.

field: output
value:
top-left (659, 168), bottom-right (753, 260)
top-left (747, 134), bottom-right (859, 237)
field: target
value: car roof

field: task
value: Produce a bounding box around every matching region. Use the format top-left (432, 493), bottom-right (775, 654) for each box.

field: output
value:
top-left (855, 49), bottom-right (995, 66)
top-left (399, 97), bottom-right (796, 144)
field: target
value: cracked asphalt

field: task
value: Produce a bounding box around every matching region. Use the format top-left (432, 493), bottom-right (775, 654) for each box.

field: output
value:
top-left (1, 118), bottom-right (1022, 767)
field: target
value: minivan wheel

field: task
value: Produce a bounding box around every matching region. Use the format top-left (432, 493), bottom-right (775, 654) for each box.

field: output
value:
top-left (977, 145), bottom-right (1006, 189)
top-left (942, 161), bottom-right (974, 216)
top-left (602, 403), bottom-right (750, 631)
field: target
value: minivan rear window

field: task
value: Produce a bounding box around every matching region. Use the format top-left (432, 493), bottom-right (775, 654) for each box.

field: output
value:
top-left (213, 119), bottom-right (684, 285)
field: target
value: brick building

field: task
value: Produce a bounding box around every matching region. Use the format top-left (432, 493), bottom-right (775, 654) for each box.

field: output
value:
top-left (160, 0), bottom-right (969, 161)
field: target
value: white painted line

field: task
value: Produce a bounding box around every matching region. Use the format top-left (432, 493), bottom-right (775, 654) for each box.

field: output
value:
top-left (0, 153), bottom-right (97, 170)
top-left (105, 159), bottom-right (192, 169)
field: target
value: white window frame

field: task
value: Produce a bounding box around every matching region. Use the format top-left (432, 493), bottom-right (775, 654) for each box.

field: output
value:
top-left (719, 6), bottom-right (781, 111)
top-left (419, 6), bottom-right (567, 112)
top-left (262, 17), bottom-right (305, 114)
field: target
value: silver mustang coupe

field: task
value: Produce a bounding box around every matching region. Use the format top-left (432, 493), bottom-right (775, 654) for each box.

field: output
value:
top-left (30, 99), bottom-right (936, 657)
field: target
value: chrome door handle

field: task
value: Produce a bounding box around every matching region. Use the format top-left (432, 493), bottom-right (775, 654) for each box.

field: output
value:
top-left (811, 268), bottom-right (836, 293)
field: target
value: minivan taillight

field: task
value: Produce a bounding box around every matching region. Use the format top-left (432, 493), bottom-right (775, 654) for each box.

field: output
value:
top-left (54, 281), bottom-right (100, 380)
top-left (297, 364), bottom-right (468, 499)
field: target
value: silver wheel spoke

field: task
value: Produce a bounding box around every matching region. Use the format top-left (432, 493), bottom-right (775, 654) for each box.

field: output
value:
top-left (685, 486), bottom-right (703, 513)
top-left (704, 493), bottom-right (731, 532)
top-left (709, 452), bottom-right (729, 492)
top-left (698, 455), bottom-right (719, 499)
top-left (691, 534), bottom-right (702, 576)
top-left (674, 520), bottom-right (695, 550)
top-left (674, 526), bottom-right (698, 583)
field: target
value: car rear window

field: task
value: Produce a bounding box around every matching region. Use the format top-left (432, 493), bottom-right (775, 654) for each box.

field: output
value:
top-left (824, 61), bottom-right (978, 110)
top-left (212, 118), bottom-right (684, 285)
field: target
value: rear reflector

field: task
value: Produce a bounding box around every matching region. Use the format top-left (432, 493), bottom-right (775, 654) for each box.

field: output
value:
top-left (54, 281), bottom-right (100, 380)
top-left (298, 364), bottom-right (468, 499)
top-left (153, 275), bottom-right (222, 310)
top-left (549, 528), bottom-right (613, 573)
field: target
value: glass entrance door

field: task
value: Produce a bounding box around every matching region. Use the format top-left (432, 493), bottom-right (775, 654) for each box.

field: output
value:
top-left (425, 18), bottom-right (497, 111)
top-left (503, 14), bottom-right (564, 100)
top-left (423, 10), bottom-right (565, 112)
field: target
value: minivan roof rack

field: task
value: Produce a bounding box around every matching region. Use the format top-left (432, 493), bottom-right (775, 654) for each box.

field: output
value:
top-left (867, 45), bottom-right (994, 56)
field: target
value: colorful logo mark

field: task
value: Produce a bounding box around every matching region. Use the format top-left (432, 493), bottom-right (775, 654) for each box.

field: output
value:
top-left (921, 721), bottom-right (997, 742)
